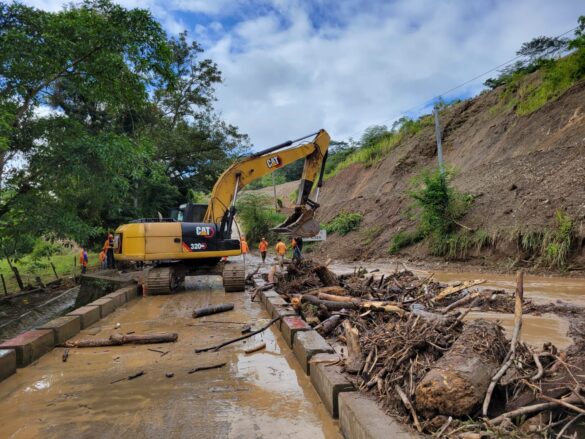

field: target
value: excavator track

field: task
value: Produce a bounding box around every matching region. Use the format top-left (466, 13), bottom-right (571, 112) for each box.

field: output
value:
top-left (222, 263), bottom-right (246, 292)
top-left (144, 266), bottom-right (181, 295)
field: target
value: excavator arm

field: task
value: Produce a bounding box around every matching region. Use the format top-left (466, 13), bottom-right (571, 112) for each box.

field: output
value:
top-left (205, 129), bottom-right (331, 238)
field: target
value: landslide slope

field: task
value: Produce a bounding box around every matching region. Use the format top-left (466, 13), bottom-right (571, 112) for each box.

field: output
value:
top-left (314, 78), bottom-right (585, 269)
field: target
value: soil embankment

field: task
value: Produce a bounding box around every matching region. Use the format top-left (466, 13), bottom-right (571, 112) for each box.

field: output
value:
top-left (313, 79), bottom-right (585, 271)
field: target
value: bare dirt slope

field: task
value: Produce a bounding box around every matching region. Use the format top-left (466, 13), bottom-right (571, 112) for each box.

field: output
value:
top-left (313, 79), bottom-right (585, 270)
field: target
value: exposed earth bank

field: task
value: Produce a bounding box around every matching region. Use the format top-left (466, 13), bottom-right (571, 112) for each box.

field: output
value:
top-left (310, 78), bottom-right (585, 273)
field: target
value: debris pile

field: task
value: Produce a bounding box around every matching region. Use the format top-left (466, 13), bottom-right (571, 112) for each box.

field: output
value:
top-left (268, 259), bottom-right (585, 437)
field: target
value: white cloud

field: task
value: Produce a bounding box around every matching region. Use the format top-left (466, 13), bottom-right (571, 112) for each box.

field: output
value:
top-left (20, 0), bottom-right (582, 148)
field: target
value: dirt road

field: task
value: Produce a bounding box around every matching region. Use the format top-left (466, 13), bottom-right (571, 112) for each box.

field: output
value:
top-left (0, 275), bottom-right (341, 438)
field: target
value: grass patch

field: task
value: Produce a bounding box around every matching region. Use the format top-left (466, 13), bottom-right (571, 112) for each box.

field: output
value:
top-left (361, 226), bottom-right (382, 244)
top-left (496, 50), bottom-right (585, 116)
top-left (324, 211), bottom-right (362, 236)
top-left (388, 230), bottom-right (423, 254)
top-left (0, 251), bottom-right (100, 292)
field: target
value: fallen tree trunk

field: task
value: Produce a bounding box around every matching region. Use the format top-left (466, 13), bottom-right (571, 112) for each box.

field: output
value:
top-left (306, 286), bottom-right (348, 296)
top-left (315, 315), bottom-right (341, 335)
top-left (433, 279), bottom-right (486, 302)
top-left (193, 303), bottom-right (234, 318)
top-left (317, 292), bottom-right (357, 303)
top-left (415, 320), bottom-right (507, 417)
top-left (302, 294), bottom-right (355, 311)
top-left (64, 333), bottom-right (178, 348)
top-left (314, 264), bottom-right (339, 287)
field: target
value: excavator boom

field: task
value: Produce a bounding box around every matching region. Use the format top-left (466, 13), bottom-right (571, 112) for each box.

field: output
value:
top-left (205, 129), bottom-right (330, 238)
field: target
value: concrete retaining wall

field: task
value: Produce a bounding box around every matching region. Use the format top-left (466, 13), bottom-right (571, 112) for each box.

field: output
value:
top-left (0, 279), bottom-right (139, 383)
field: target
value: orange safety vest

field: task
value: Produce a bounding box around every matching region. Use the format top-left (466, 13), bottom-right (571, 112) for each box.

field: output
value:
top-left (240, 240), bottom-right (249, 253)
top-left (79, 250), bottom-right (88, 267)
top-left (258, 240), bottom-right (268, 252)
top-left (275, 242), bottom-right (287, 255)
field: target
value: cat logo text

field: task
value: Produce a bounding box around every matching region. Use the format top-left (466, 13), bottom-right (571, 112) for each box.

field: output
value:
top-left (266, 156), bottom-right (282, 168)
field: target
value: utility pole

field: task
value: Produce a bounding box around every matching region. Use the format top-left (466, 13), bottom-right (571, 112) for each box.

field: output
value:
top-left (433, 107), bottom-right (445, 175)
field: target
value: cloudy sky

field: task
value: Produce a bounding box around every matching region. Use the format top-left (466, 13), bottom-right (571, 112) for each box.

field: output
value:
top-left (24, 0), bottom-right (582, 148)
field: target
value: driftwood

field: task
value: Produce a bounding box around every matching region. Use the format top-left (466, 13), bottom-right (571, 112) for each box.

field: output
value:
top-left (395, 384), bottom-right (422, 432)
top-left (342, 319), bottom-right (363, 373)
top-left (111, 370), bottom-right (145, 384)
top-left (244, 342), bottom-right (266, 354)
top-left (482, 271), bottom-right (524, 416)
top-left (302, 294), bottom-right (355, 311)
top-left (188, 362), bottom-right (227, 374)
top-left (195, 316), bottom-right (282, 353)
top-left (440, 290), bottom-right (493, 313)
top-left (433, 279), bottom-right (486, 302)
top-left (64, 333), bottom-right (178, 348)
top-left (314, 264), bottom-right (339, 287)
top-left (62, 348), bottom-right (69, 362)
top-left (317, 293), bottom-right (356, 303)
top-left (490, 394), bottom-right (583, 425)
top-left (415, 320), bottom-right (507, 417)
top-left (314, 315), bottom-right (341, 335)
top-left (192, 303), bottom-right (234, 318)
top-left (306, 286), bottom-right (348, 296)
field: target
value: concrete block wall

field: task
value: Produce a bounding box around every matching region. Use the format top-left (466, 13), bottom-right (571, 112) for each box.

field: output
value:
top-left (0, 281), bottom-right (138, 383)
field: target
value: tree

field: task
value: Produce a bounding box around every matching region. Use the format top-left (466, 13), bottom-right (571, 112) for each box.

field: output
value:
top-left (360, 125), bottom-right (390, 148)
top-left (517, 36), bottom-right (569, 62)
top-left (0, 0), bottom-right (249, 248)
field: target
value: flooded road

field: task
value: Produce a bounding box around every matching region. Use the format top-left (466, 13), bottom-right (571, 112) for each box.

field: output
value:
top-left (328, 260), bottom-right (584, 349)
top-left (0, 276), bottom-right (341, 439)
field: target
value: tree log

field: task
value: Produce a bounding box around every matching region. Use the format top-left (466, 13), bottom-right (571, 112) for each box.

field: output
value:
top-left (305, 286), bottom-right (348, 296)
top-left (192, 303), bottom-right (234, 318)
top-left (302, 294), bottom-right (356, 311)
top-left (342, 319), bottom-right (363, 373)
top-left (314, 265), bottom-right (339, 287)
top-left (314, 315), bottom-right (341, 335)
top-left (415, 320), bottom-right (507, 417)
top-left (433, 279), bottom-right (486, 302)
top-left (64, 332), bottom-right (178, 348)
top-left (317, 293), bottom-right (357, 303)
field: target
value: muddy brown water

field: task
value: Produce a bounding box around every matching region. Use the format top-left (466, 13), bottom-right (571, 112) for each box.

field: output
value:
top-left (0, 276), bottom-right (341, 439)
top-left (329, 261), bottom-right (585, 349)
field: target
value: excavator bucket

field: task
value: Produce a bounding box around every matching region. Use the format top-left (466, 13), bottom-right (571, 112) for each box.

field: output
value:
top-left (272, 208), bottom-right (320, 237)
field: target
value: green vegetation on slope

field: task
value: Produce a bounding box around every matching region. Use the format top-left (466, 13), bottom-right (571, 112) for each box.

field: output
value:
top-left (389, 169), bottom-right (473, 256)
top-left (324, 211), bottom-right (362, 236)
top-left (236, 193), bottom-right (286, 244)
top-left (487, 16), bottom-right (585, 116)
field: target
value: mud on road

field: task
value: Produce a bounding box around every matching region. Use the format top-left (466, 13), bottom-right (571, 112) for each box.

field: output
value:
top-left (0, 275), bottom-right (340, 439)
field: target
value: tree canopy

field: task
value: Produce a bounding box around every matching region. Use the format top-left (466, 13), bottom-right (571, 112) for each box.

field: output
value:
top-left (0, 0), bottom-right (248, 253)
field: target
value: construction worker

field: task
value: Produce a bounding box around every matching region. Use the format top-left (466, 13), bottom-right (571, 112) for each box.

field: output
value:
top-left (103, 233), bottom-right (115, 269)
top-left (240, 235), bottom-right (249, 263)
top-left (258, 237), bottom-right (269, 263)
top-left (292, 238), bottom-right (302, 264)
top-left (275, 238), bottom-right (287, 267)
top-left (79, 247), bottom-right (88, 274)
top-left (98, 249), bottom-right (106, 269)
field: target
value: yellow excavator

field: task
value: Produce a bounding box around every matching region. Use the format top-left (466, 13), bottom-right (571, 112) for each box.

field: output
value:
top-left (114, 129), bottom-right (330, 294)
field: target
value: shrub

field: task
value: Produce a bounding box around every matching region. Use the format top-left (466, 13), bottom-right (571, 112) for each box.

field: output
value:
top-left (388, 230), bottom-right (423, 254)
top-left (408, 169), bottom-right (474, 256)
top-left (324, 211), bottom-right (362, 236)
top-left (542, 210), bottom-right (574, 268)
top-left (236, 193), bottom-right (286, 244)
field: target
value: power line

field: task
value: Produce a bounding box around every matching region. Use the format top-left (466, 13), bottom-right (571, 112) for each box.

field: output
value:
top-left (340, 25), bottom-right (580, 142)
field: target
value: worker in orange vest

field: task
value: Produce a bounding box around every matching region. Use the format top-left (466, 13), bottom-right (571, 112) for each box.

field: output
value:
top-left (240, 235), bottom-right (249, 263)
top-left (258, 237), bottom-right (269, 263)
top-left (103, 233), bottom-right (115, 269)
top-left (79, 247), bottom-right (88, 274)
top-left (98, 250), bottom-right (106, 269)
top-left (275, 238), bottom-right (287, 267)
top-left (291, 238), bottom-right (302, 264)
